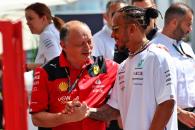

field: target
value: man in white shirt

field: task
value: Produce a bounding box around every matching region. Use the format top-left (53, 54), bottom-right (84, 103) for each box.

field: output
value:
top-left (114, 0), bottom-right (159, 63)
top-left (151, 3), bottom-right (195, 130)
top-left (92, 0), bottom-right (127, 60)
top-left (87, 5), bottom-right (178, 130)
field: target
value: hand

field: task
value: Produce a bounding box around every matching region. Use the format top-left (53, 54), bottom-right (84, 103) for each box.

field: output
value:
top-left (62, 96), bottom-right (82, 114)
top-left (69, 102), bottom-right (89, 122)
top-left (178, 109), bottom-right (195, 128)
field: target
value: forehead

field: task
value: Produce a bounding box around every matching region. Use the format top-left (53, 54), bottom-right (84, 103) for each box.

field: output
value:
top-left (25, 9), bottom-right (37, 16)
top-left (112, 12), bottom-right (125, 24)
top-left (109, 3), bottom-right (127, 13)
top-left (180, 11), bottom-right (193, 23)
top-left (68, 24), bottom-right (92, 39)
top-left (133, 0), bottom-right (154, 8)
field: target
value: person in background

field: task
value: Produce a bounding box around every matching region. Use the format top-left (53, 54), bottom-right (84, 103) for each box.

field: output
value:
top-left (92, 0), bottom-right (127, 60)
top-left (29, 20), bottom-right (118, 130)
top-left (114, 0), bottom-right (159, 63)
top-left (151, 3), bottom-right (195, 130)
top-left (25, 2), bottom-right (64, 71)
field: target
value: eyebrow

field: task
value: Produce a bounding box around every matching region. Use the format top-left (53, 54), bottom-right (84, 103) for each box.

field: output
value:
top-left (112, 25), bottom-right (119, 30)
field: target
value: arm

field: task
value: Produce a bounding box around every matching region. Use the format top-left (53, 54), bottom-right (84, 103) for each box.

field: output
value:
top-left (149, 99), bottom-right (175, 130)
top-left (177, 107), bottom-right (195, 128)
top-left (26, 63), bottom-right (41, 71)
top-left (32, 102), bottom-right (88, 128)
top-left (88, 104), bottom-right (120, 121)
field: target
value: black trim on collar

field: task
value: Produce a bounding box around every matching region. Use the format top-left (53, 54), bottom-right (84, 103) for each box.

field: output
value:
top-left (87, 56), bottom-right (107, 77)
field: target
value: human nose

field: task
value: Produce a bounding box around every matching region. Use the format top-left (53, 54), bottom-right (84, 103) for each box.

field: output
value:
top-left (188, 26), bottom-right (192, 33)
top-left (111, 31), bottom-right (115, 39)
top-left (83, 42), bottom-right (92, 50)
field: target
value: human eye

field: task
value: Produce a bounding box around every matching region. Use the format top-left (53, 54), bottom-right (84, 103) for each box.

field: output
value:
top-left (112, 26), bottom-right (119, 32)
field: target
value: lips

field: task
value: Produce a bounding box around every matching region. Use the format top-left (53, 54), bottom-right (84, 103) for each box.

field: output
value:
top-left (82, 52), bottom-right (90, 56)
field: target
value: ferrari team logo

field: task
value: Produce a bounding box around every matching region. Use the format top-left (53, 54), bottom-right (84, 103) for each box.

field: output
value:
top-left (93, 65), bottom-right (100, 75)
top-left (59, 82), bottom-right (68, 92)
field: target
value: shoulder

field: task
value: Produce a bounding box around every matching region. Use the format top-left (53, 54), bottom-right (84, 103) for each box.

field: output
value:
top-left (89, 56), bottom-right (118, 76)
top-left (105, 58), bottom-right (119, 68)
top-left (40, 24), bottom-right (59, 41)
top-left (43, 57), bottom-right (59, 75)
top-left (147, 44), bottom-right (173, 64)
top-left (93, 30), bottom-right (106, 43)
top-left (92, 56), bottom-right (118, 68)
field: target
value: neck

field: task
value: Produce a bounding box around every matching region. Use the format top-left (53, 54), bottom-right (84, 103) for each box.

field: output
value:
top-left (129, 38), bottom-right (149, 56)
top-left (162, 27), bottom-right (177, 41)
top-left (66, 57), bottom-right (84, 69)
top-left (132, 38), bottom-right (149, 53)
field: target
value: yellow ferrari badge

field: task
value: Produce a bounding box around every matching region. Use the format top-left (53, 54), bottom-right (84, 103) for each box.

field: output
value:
top-left (59, 82), bottom-right (68, 92)
top-left (93, 65), bottom-right (100, 75)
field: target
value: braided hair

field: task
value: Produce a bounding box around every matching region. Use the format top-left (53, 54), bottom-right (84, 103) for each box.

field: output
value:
top-left (117, 5), bottom-right (159, 29)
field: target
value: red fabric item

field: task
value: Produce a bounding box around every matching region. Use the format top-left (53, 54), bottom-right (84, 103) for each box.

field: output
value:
top-left (30, 53), bottom-right (118, 130)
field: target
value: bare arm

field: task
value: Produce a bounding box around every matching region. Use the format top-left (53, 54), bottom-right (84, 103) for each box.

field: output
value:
top-left (177, 107), bottom-right (195, 128)
top-left (26, 63), bottom-right (41, 71)
top-left (88, 104), bottom-right (120, 121)
top-left (149, 99), bottom-right (175, 130)
top-left (32, 102), bottom-right (88, 128)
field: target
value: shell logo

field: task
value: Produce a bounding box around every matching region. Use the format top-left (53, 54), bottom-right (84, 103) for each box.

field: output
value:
top-left (59, 82), bottom-right (68, 92)
top-left (93, 65), bottom-right (100, 75)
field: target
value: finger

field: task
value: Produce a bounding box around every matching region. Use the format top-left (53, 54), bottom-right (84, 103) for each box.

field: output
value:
top-left (72, 96), bottom-right (79, 102)
top-left (81, 102), bottom-right (88, 110)
top-left (72, 97), bottom-right (81, 107)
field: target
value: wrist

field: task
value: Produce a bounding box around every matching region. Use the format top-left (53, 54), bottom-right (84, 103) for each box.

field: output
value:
top-left (88, 108), bottom-right (97, 117)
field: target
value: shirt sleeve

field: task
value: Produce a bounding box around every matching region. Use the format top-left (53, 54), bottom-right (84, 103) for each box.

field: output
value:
top-left (40, 33), bottom-right (61, 62)
top-left (107, 72), bottom-right (119, 110)
top-left (154, 51), bottom-right (177, 105)
top-left (30, 67), bottom-right (49, 113)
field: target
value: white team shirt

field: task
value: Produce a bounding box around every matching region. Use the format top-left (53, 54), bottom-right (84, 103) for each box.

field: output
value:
top-left (152, 32), bottom-right (195, 108)
top-left (107, 43), bottom-right (178, 130)
top-left (92, 24), bottom-right (115, 60)
top-left (35, 23), bottom-right (62, 64)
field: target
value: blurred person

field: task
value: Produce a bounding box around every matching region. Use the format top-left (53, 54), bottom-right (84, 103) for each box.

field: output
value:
top-left (29, 20), bottom-right (118, 130)
top-left (92, 0), bottom-right (127, 60)
top-left (114, 0), bottom-right (159, 63)
top-left (151, 3), bottom-right (195, 130)
top-left (25, 2), bottom-right (64, 71)
top-left (66, 5), bottom-right (178, 130)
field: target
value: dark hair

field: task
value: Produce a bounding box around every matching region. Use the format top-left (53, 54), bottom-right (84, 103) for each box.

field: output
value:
top-left (118, 5), bottom-right (159, 29)
top-left (25, 2), bottom-right (65, 30)
top-left (164, 3), bottom-right (194, 24)
top-left (25, 2), bottom-right (52, 21)
top-left (60, 26), bottom-right (69, 41)
top-left (52, 17), bottom-right (65, 31)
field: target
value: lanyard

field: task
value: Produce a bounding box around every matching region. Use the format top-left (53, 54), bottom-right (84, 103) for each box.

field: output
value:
top-left (64, 67), bottom-right (85, 93)
top-left (172, 44), bottom-right (193, 59)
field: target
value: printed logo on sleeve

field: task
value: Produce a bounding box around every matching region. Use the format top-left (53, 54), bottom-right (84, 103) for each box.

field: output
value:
top-left (164, 70), bottom-right (172, 86)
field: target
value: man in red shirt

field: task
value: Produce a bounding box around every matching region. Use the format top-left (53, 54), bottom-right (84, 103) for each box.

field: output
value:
top-left (30, 20), bottom-right (118, 130)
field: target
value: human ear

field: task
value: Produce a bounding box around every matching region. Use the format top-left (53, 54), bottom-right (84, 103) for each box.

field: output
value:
top-left (128, 24), bottom-right (136, 34)
top-left (60, 41), bottom-right (66, 49)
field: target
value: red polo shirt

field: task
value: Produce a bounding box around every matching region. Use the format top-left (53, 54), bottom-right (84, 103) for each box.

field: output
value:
top-left (30, 52), bottom-right (118, 130)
